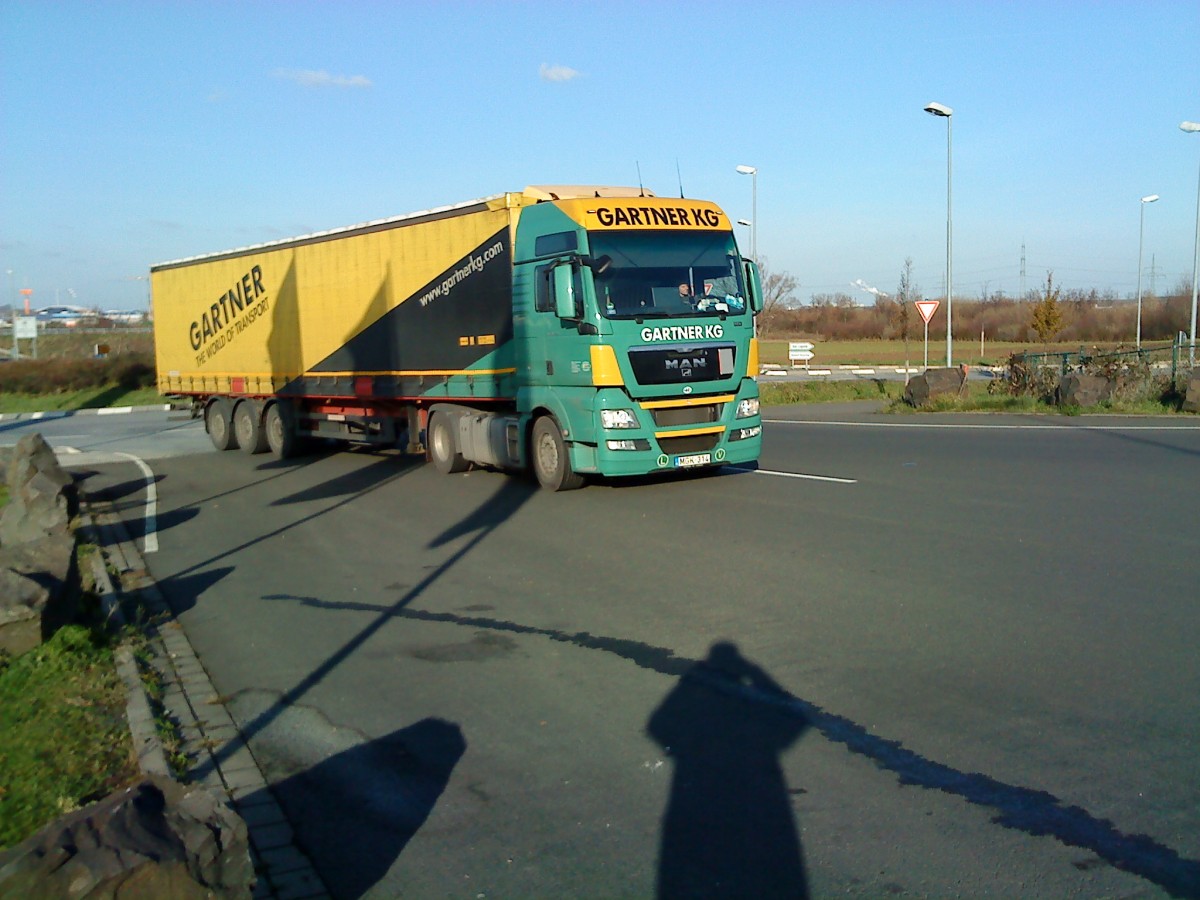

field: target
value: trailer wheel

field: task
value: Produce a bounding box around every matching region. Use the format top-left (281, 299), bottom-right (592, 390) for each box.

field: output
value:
top-left (206, 398), bottom-right (238, 452)
top-left (265, 403), bottom-right (300, 458)
top-left (532, 416), bottom-right (585, 491)
top-left (234, 401), bottom-right (269, 454)
top-left (429, 412), bottom-right (468, 474)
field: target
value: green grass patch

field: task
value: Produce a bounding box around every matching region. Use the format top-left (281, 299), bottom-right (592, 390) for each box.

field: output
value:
top-left (887, 384), bottom-right (1044, 413)
top-left (760, 378), bottom-right (904, 406)
top-left (0, 625), bottom-right (138, 849)
top-left (756, 338), bottom-right (1124, 369)
top-left (0, 386), bottom-right (166, 414)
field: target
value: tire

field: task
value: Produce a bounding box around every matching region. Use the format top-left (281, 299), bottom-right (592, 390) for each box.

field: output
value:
top-left (531, 416), bottom-right (585, 491)
top-left (234, 401), bottom-right (269, 454)
top-left (429, 412), bottom-right (468, 474)
top-left (206, 398), bottom-right (238, 452)
top-left (265, 402), bottom-right (302, 458)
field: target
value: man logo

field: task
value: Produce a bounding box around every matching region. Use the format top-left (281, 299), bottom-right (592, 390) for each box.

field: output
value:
top-left (665, 357), bottom-right (707, 378)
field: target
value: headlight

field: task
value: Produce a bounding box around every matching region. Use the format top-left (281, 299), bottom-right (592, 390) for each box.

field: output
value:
top-left (600, 408), bottom-right (639, 429)
top-left (736, 397), bottom-right (760, 418)
top-left (606, 438), bottom-right (650, 451)
top-left (729, 425), bottom-right (762, 442)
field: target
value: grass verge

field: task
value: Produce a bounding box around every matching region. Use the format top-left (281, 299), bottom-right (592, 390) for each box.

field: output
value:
top-left (0, 622), bottom-right (138, 848)
top-left (761, 378), bottom-right (1190, 415)
top-left (759, 379), bottom-right (904, 406)
top-left (0, 386), bottom-right (166, 414)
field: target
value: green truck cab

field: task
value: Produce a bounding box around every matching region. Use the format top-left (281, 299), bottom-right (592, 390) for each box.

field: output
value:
top-left (503, 190), bottom-right (763, 489)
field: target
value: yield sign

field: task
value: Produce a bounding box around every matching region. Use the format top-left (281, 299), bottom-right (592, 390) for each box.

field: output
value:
top-left (915, 299), bottom-right (940, 324)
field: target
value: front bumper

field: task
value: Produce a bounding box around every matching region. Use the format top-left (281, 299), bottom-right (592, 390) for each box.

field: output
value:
top-left (573, 381), bottom-right (762, 477)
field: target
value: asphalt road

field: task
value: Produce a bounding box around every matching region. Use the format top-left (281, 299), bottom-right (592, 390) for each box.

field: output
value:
top-left (10, 405), bottom-right (1200, 898)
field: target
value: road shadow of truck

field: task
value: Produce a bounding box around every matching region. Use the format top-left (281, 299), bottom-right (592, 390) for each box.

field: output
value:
top-left (187, 473), bottom-right (531, 780)
top-left (267, 448), bottom-right (424, 507)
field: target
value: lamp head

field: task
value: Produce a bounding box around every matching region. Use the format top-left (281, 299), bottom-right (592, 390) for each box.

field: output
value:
top-left (924, 101), bottom-right (953, 117)
top-left (736, 219), bottom-right (752, 226)
top-left (1141, 194), bottom-right (1160, 204)
top-left (735, 165), bottom-right (757, 176)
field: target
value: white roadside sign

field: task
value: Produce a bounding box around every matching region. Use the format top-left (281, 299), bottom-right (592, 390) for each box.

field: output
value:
top-left (789, 341), bottom-right (815, 366)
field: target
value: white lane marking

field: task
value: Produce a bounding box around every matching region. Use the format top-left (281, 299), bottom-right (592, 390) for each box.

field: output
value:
top-left (756, 468), bottom-right (857, 484)
top-left (766, 418), bottom-right (1200, 431)
top-left (727, 464), bottom-right (856, 484)
top-left (114, 452), bottom-right (159, 554)
top-left (96, 406), bottom-right (134, 415)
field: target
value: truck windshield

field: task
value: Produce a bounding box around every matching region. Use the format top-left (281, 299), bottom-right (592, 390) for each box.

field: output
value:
top-left (589, 231), bottom-right (747, 319)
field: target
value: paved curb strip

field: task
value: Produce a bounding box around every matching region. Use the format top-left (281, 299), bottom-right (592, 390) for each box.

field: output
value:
top-left (82, 500), bottom-right (331, 900)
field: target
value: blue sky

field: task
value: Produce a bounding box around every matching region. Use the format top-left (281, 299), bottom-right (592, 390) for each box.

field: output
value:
top-left (2, 0), bottom-right (1198, 311)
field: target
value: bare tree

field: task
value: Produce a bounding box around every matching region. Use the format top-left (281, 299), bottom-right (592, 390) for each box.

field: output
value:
top-left (895, 257), bottom-right (919, 378)
top-left (755, 257), bottom-right (798, 340)
top-left (895, 257), bottom-right (919, 342)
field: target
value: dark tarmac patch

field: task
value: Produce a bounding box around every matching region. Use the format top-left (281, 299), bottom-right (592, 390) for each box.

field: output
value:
top-left (406, 631), bottom-right (516, 663)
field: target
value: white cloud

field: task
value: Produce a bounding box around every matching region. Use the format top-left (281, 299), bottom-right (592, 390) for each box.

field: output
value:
top-left (273, 68), bottom-right (373, 89)
top-left (539, 63), bottom-right (580, 83)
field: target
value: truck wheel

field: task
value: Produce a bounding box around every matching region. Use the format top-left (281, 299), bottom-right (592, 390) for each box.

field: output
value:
top-left (234, 401), bottom-right (269, 454)
top-left (429, 412), bottom-right (468, 474)
top-left (206, 398), bottom-right (238, 452)
top-left (532, 416), bottom-right (584, 491)
top-left (265, 403), bottom-right (300, 458)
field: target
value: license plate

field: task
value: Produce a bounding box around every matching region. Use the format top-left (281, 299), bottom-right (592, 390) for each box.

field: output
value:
top-left (674, 453), bottom-right (711, 468)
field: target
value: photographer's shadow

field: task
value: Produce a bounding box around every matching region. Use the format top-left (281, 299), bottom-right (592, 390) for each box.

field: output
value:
top-left (647, 642), bottom-right (809, 899)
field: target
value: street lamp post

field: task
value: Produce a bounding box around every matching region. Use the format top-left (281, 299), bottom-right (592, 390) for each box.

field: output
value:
top-left (5, 269), bottom-right (14, 360)
top-left (736, 165), bottom-right (757, 260)
top-left (1182, 121), bottom-right (1200, 364)
top-left (1136, 194), bottom-right (1159, 349)
top-left (736, 218), bottom-right (752, 247)
top-left (924, 101), bottom-right (953, 367)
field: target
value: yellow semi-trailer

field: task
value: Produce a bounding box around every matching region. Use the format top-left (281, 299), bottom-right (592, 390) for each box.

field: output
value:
top-left (151, 186), bottom-right (764, 490)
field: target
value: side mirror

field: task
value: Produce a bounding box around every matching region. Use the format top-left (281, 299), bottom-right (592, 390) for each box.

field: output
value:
top-left (553, 264), bottom-right (577, 319)
top-left (585, 254), bottom-right (613, 276)
top-left (743, 260), bottom-right (764, 314)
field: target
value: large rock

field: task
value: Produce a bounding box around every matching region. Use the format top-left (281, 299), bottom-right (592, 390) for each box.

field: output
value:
top-left (904, 366), bottom-right (966, 406)
top-left (1058, 373), bottom-right (1113, 407)
top-left (0, 775), bottom-right (254, 899)
top-left (0, 534), bottom-right (79, 656)
top-left (1184, 375), bottom-right (1200, 413)
top-left (1, 432), bottom-right (77, 547)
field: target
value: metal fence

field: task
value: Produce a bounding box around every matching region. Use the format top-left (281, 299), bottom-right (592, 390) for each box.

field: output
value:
top-left (1017, 333), bottom-right (1197, 382)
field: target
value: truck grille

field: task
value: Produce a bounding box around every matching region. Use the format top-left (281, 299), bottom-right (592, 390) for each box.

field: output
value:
top-left (628, 344), bottom-right (736, 385)
top-left (650, 403), bottom-right (722, 427)
top-left (657, 433), bottom-right (721, 455)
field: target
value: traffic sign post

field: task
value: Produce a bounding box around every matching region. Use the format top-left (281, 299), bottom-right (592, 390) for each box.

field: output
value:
top-left (13, 316), bottom-right (37, 360)
top-left (915, 300), bottom-right (940, 369)
top-left (14, 288), bottom-right (34, 360)
top-left (789, 341), bottom-right (815, 369)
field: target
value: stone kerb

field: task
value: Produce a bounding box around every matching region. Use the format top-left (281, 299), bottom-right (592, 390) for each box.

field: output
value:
top-left (0, 434), bottom-right (258, 897)
top-left (0, 433), bottom-right (81, 655)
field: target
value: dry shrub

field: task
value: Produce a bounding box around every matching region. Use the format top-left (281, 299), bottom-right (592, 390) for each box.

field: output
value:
top-left (0, 352), bottom-right (155, 395)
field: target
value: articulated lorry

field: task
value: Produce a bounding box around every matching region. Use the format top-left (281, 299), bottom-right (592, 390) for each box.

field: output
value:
top-left (151, 185), bottom-right (763, 490)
